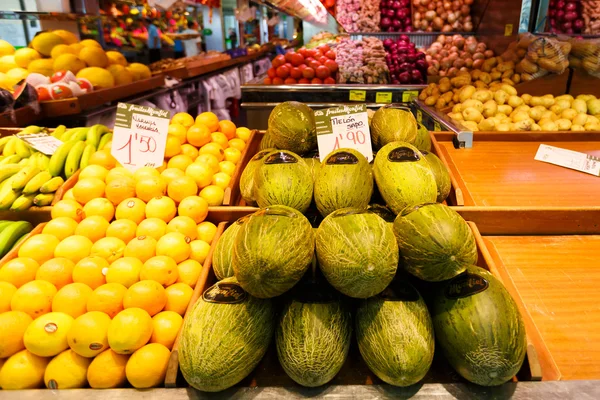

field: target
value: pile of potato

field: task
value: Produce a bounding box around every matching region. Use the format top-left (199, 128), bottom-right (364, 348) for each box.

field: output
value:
top-left (569, 38), bottom-right (600, 76)
top-left (501, 34), bottom-right (571, 81)
top-left (446, 86), bottom-right (600, 132)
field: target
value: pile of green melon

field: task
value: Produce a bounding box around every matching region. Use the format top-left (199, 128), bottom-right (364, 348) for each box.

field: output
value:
top-left (178, 102), bottom-right (528, 392)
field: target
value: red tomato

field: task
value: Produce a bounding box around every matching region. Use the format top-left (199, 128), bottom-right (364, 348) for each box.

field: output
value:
top-left (284, 52), bottom-right (294, 63)
top-left (272, 55), bottom-right (285, 68)
top-left (316, 65), bottom-right (331, 80)
top-left (298, 48), bottom-right (308, 58)
top-left (284, 62), bottom-right (293, 70)
top-left (290, 53), bottom-right (305, 67)
top-left (302, 67), bottom-right (315, 79)
top-left (76, 79), bottom-right (92, 92)
top-left (308, 60), bottom-right (321, 71)
top-left (272, 77), bottom-right (284, 85)
top-left (318, 56), bottom-right (329, 65)
top-left (298, 64), bottom-right (307, 70)
top-left (324, 77), bottom-right (336, 84)
top-left (298, 78), bottom-right (311, 84)
top-left (325, 0), bottom-right (335, 7)
top-left (36, 85), bottom-right (51, 101)
top-left (325, 50), bottom-right (336, 60)
top-left (50, 84), bottom-right (73, 100)
top-left (324, 59), bottom-right (338, 73)
top-left (276, 65), bottom-right (290, 79)
top-left (284, 78), bottom-right (297, 84)
top-left (267, 68), bottom-right (277, 79)
top-left (311, 78), bottom-right (323, 84)
top-left (318, 44), bottom-right (331, 54)
top-left (313, 50), bottom-right (323, 59)
top-left (264, 77), bottom-right (272, 84)
top-left (290, 67), bottom-right (303, 79)
top-left (51, 70), bottom-right (68, 83)
top-left (306, 49), bottom-right (316, 58)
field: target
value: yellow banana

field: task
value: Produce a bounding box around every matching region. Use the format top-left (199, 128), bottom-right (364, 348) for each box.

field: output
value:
top-left (10, 194), bottom-right (35, 211)
top-left (98, 132), bottom-right (113, 150)
top-left (52, 125), bottom-right (66, 139)
top-left (3, 137), bottom-right (17, 156)
top-left (71, 128), bottom-right (90, 142)
top-left (0, 155), bottom-right (21, 165)
top-left (0, 221), bottom-right (33, 257)
top-left (19, 126), bottom-right (42, 135)
top-left (12, 165), bottom-right (41, 191)
top-left (0, 177), bottom-right (21, 210)
top-left (18, 158), bottom-right (29, 166)
top-left (14, 139), bottom-right (31, 159)
top-left (39, 176), bottom-right (64, 194)
top-left (86, 125), bottom-right (110, 149)
top-left (48, 140), bottom-right (78, 177)
top-left (79, 144), bottom-right (96, 170)
top-left (0, 164), bottom-right (22, 184)
top-left (64, 140), bottom-right (86, 179)
top-left (23, 171), bottom-right (53, 195)
top-left (0, 136), bottom-right (12, 153)
top-left (33, 193), bottom-right (55, 207)
top-left (35, 154), bottom-right (50, 170)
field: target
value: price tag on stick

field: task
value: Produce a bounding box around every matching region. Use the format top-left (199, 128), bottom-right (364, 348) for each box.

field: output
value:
top-left (16, 133), bottom-right (63, 155)
top-left (314, 104), bottom-right (373, 162)
top-left (111, 103), bottom-right (170, 173)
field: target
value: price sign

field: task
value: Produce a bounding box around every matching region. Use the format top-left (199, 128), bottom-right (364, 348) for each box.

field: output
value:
top-left (376, 92), bottom-right (392, 104)
top-left (349, 90), bottom-right (366, 102)
top-left (314, 104), bottom-right (373, 162)
top-left (16, 133), bottom-right (62, 155)
top-left (504, 24), bottom-right (513, 36)
top-left (402, 90), bottom-right (419, 102)
top-left (535, 144), bottom-right (600, 176)
top-left (111, 103), bottom-right (170, 172)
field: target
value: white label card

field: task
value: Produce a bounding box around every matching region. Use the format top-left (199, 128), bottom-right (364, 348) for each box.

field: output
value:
top-left (111, 102), bottom-right (171, 173)
top-left (534, 144), bottom-right (600, 176)
top-left (314, 104), bottom-right (373, 162)
top-left (16, 133), bottom-right (63, 155)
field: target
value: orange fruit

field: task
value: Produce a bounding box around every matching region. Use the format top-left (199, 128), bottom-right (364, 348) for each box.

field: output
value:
top-left (42, 217), bottom-right (78, 240)
top-left (55, 235), bottom-right (94, 264)
top-left (105, 177), bottom-right (136, 206)
top-left (218, 160), bottom-right (236, 176)
top-left (52, 283), bottom-right (93, 318)
top-left (185, 163), bottom-right (212, 189)
top-left (167, 216), bottom-right (198, 239)
top-left (75, 216), bottom-right (110, 242)
top-left (72, 256), bottom-right (109, 289)
top-left (161, 167), bottom-right (185, 184)
top-left (135, 176), bottom-right (166, 202)
top-left (136, 218), bottom-right (167, 241)
top-left (167, 176), bottom-right (198, 203)
top-left (195, 153), bottom-right (220, 173)
top-left (189, 240), bottom-right (211, 264)
top-left (51, 200), bottom-right (84, 222)
top-left (228, 138), bottom-right (246, 152)
top-left (133, 166), bottom-right (160, 182)
top-left (87, 283), bottom-right (127, 318)
top-left (164, 283), bottom-right (193, 315)
top-left (150, 311), bottom-right (182, 350)
top-left (0, 349), bottom-right (50, 389)
top-left (224, 147), bottom-right (242, 164)
top-left (105, 219), bottom-right (138, 243)
top-left (19, 234), bottom-right (60, 264)
top-left (82, 198), bottom-right (115, 222)
top-left (167, 123), bottom-right (187, 144)
top-left (88, 149), bottom-right (117, 169)
top-left (87, 349), bottom-right (129, 389)
top-left (90, 237), bottom-right (126, 263)
top-left (195, 112), bottom-right (219, 132)
top-left (166, 154), bottom-right (193, 171)
top-left (0, 281), bottom-right (17, 312)
top-left (164, 135), bottom-right (182, 158)
top-left (145, 196), bottom-right (176, 223)
top-left (123, 280), bottom-right (167, 316)
top-left (105, 167), bottom-right (133, 184)
top-left (171, 112), bottom-right (194, 128)
top-left (124, 236), bottom-right (157, 263)
top-left (218, 120), bottom-right (236, 139)
top-left (140, 256), bottom-right (178, 286)
top-left (115, 198), bottom-right (146, 224)
top-left (79, 165), bottom-right (109, 181)
top-left (210, 132), bottom-right (229, 149)
top-left (36, 258), bottom-right (75, 290)
top-left (61, 188), bottom-right (76, 203)
top-left (0, 258), bottom-right (39, 288)
top-left (235, 127), bottom-right (252, 141)
top-left (10, 280), bottom-right (57, 319)
top-left (155, 232), bottom-right (191, 264)
top-left (176, 260), bottom-right (202, 287)
top-left (199, 142), bottom-right (225, 161)
top-left (186, 124), bottom-right (211, 148)
top-left (199, 185), bottom-right (225, 206)
top-left (211, 172), bottom-right (231, 189)
top-left (196, 221), bottom-right (217, 244)
top-left (67, 311), bottom-right (111, 358)
top-left (106, 257), bottom-right (143, 288)
top-left (125, 343), bottom-right (170, 388)
top-left (178, 196), bottom-right (208, 224)
top-left (180, 144), bottom-right (199, 160)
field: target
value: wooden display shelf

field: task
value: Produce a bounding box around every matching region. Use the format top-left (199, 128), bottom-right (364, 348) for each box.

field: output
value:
top-left (0, 105), bottom-right (42, 128)
top-left (568, 69), bottom-right (600, 98)
top-left (158, 51), bottom-right (268, 81)
top-left (435, 132), bottom-right (600, 207)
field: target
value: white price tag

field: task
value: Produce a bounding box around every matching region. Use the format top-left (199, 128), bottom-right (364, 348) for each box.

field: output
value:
top-left (315, 105), bottom-right (373, 162)
top-left (16, 133), bottom-right (63, 155)
top-left (534, 144), bottom-right (600, 176)
top-left (111, 103), bottom-right (170, 173)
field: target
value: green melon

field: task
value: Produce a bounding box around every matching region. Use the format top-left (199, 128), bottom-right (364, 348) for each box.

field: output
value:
top-left (373, 142), bottom-right (437, 214)
top-left (259, 129), bottom-right (277, 151)
top-left (422, 151), bottom-right (451, 203)
top-left (303, 151), bottom-right (321, 183)
top-left (316, 208), bottom-right (397, 298)
top-left (371, 108), bottom-right (418, 149)
top-left (413, 123), bottom-right (432, 152)
top-left (212, 221), bottom-right (242, 280)
top-left (268, 101), bottom-right (316, 154)
top-left (232, 205), bottom-right (314, 298)
top-left (179, 277), bottom-right (275, 392)
top-left (253, 150), bottom-right (313, 213)
top-left (276, 281), bottom-right (351, 387)
top-left (356, 280), bottom-right (434, 386)
top-left (431, 266), bottom-right (527, 386)
top-left (239, 149), bottom-right (273, 206)
top-left (393, 203), bottom-right (477, 282)
top-left (314, 148), bottom-right (373, 217)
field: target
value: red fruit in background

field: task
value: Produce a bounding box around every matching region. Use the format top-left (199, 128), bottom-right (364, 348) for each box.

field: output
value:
top-left (298, 64), bottom-right (307, 70)
top-left (324, 77), bottom-right (336, 84)
top-left (49, 84), bottom-right (73, 100)
top-left (311, 78), bottom-right (323, 84)
top-left (302, 67), bottom-right (315, 79)
top-left (272, 55), bottom-right (285, 68)
top-left (326, 50), bottom-right (336, 60)
top-left (264, 77), bottom-right (272, 84)
top-left (267, 68), bottom-right (277, 79)
top-left (76, 79), bottom-right (92, 92)
top-left (290, 67), bottom-right (303, 79)
top-left (325, 0), bottom-right (335, 7)
top-left (313, 50), bottom-right (324, 59)
top-left (298, 78), bottom-right (310, 84)
top-left (272, 77), bottom-right (284, 85)
top-left (298, 48), bottom-right (308, 58)
top-left (318, 56), bottom-right (329, 65)
top-left (51, 70), bottom-right (68, 83)
top-left (316, 65), bottom-right (331, 80)
top-left (284, 62), bottom-right (293, 70)
top-left (306, 49), bottom-right (316, 58)
top-left (318, 44), bottom-right (331, 54)
top-left (291, 53), bottom-right (305, 67)
top-left (308, 60), bottom-right (321, 71)
top-left (284, 52), bottom-right (294, 62)
top-left (276, 65), bottom-right (290, 79)
top-left (36, 85), bottom-right (51, 101)
top-left (324, 60), bottom-right (338, 73)
top-left (284, 78), bottom-right (297, 84)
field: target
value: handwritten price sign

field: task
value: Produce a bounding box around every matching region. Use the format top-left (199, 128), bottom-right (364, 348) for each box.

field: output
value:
top-left (315, 104), bottom-right (373, 162)
top-left (111, 103), bottom-right (170, 172)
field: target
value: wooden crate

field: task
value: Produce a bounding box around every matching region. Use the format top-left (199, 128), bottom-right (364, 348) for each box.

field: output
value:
top-left (435, 132), bottom-right (600, 208)
top-left (0, 105), bottom-right (42, 128)
top-left (164, 217), bottom-right (556, 389)
top-left (568, 69), bottom-right (600, 98)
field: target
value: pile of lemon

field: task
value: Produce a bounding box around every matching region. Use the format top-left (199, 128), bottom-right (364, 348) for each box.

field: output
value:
top-left (0, 112), bottom-right (252, 390)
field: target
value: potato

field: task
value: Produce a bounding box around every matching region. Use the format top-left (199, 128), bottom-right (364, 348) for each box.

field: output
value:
top-left (496, 123), bottom-right (511, 131)
top-left (540, 96), bottom-right (555, 108)
top-left (482, 100), bottom-right (498, 118)
top-left (550, 104), bottom-right (565, 115)
top-left (442, 91), bottom-right (454, 103)
top-left (419, 90), bottom-right (429, 101)
top-left (453, 92), bottom-right (460, 103)
top-left (478, 118), bottom-right (496, 131)
top-left (424, 96), bottom-right (438, 106)
top-left (490, 71), bottom-right (502, 81)
top-left (497, 105), bottom-right (513, 115)
top-left (501, 69), bottom-right (514, 79)
top-left (439, 80), bottom-right (452, 93)
top-left (482, 58), bottom-right (497, 72)
top-left (520, 58), bottom-right (539, 74)
top-left (554, 119), bottom-right (572, 131)
top-left (538, 118), bottom-right (553, 127)
top-left (531, 123), bottom-right (542, 131)
top-left (435, 98), bottom-right (447, 109)
top-left (528, 106), bottom-right (546, 122)
top-left (462, 107), bottom-right (484, 123)
top-left (471, 70), bottom-right (482, 80)
top-left (512, 73), bottom-right (521, 83)
top-left (450, 75), bottom-right (471, 88)
top-left (521, 94), bottom-right (532, 105)
top-left (462, 99), bottom-right (484, 113)
top-left (521, 73), bottom-right (534, 82)
top-left (458, 85), bottom-right (476, 103)
top-left (448, 112), bottom-right (464, 121)
top-left (512, 119), bottom-right (533, 131)
top-left (555, 94), bottom-right (574, 103)
top-left (539, 121), bottom-right (558, 131)
top-left (576, 94), bottom-right (596, 102)
top-left (501, 84), bottom-right (518, 96)
top-left (472, 90), bottom-right (493, 103)
top-left (586, 115), bottom-right (599, 124)
top-left (511, 111), bottom-right (530, 123)
top-left (572, 113), bottom-right (588, 126)
top-left (494, 90), bottom-right (508, 105)
top-left (514, 105), bottom-right (531, 113)
top-left (587, 99), bottom-right (600, 115)
top-left (478, 72), bottom-right (492, 84)
top-left (570, 124), bottom-right (585, 131)
top-left (529, 96), bottom-right (543, 107)
top-left (460, 121), bottom-right (479, 131)
top-left (452, 104), bottom-right (463, 113)
top-left (584, 121), bottom-right (600, 131)
top-left (497, 61), bottom-right (515, 72)
top-left (474, 81), bottom-right (488, 89)
top-left (561, 108), bottom-right (578, 121)
top-left (571, 99), bottom-right (587, 114)
top-left (508, 95), bottom-right (524, 108)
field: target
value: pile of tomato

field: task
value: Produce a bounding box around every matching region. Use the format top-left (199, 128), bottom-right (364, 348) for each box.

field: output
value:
top-left (264, 45), bottom-right (338, 85)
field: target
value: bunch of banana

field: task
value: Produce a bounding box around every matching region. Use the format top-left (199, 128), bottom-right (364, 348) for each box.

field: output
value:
top-left (0, 220), bottom-right (33, 258)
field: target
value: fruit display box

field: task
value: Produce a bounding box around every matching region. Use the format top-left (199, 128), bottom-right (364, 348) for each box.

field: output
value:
top-left (434, 131), bottom-right (600, 208)
top-left (160, 52), bottom-right (268, 81)
top-left (0, 105), bottom-right (42, 129)
top-left (163, 218), bottom-right (559, 390)
top-left (568, 69), bottom-right (600, 98)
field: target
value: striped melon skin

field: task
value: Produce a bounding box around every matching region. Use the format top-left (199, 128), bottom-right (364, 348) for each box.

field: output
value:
top-left (240, 149), bottom-right (273, 206)
top-left (422, 151), bottom-right (451, 203)
top-left (268, 101), bottom-right (317, 154)
top-left (303, 156), bottom-right (321, 183)
top-left (431, 266), bottom-right (527, 386)
top-left (314, 148), bottom-right (374, 218)
top-left (373, 142), bottom-right (437, 215)
top-left (316, 209), bottom-right (398, 298)
top-left (371, 108), bottom-right (418, 149)
top-left (259, 129), bottom-right (278, 151)
top-left (276, 296), bottom-right (351, 387)
top-left (393, 203), bottom-right (477, 282)
top-left (233, 205), bottom-right (314, 298)
top-left (414, 123), bottom-right (432, 152)
top-left (356, 281), bottom-right (435, 387)
top-left (212, 222), bottom-right (242, 280)
top-left (253, 150), bottom-right (313, 213)
top-left (179, 277), bottom-right (275, 392)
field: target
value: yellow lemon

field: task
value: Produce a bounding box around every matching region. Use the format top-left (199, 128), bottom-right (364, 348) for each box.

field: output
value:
top-left (52, 283), bottom-right (93, 318)
top-left (195, 153), bottom-right (220, 173)
top-left (105, 219), bottom-right (138, 243)
top-left (164, 283), bottom-right (193, 316)
top-left (135, 176), bottom-right (167, 203)
top-left (105, 167), bottom-right (133, 184)
top-left (155, 232), bottom-right (191, 264)
top-left (167, 176), bottom-right (198, 203)
top-left (0, 350), bottom-right (49, 389)
top-left (168, 123), bottom-right (187, 144)
top-left (105, 177), bottom-right (136, 206)
top-left (199, 185), bottom-right (225, 206)
top-left (167, 154), bottom-right (193, 171)
top-left (125, 343), bottom-right (170, 388)
top-left (165, 135), bottom-right (182, 158)
top-left (23, 311), bottom-right (74, 357)
top-left (189, 240), bottom-right (211, 264)
top-left (224, 147), bottom-right (242, 164)
top-left (115, 198), bottom-right (146, 224)
top-left (0, 281), bottom-right (17, 312)
top-left (176, 260), bottom-right (202, 287)
top-left (72, 178), bottom-right (106, 205)
top-left (36, 258), bottom-right (75, 290)
top-left (44, 349), bottom-right (92, 389)
top-left (123, 235), bottom-right (157, 263)
top-left (72, 256), bottom-right (108, 289)
top-left (228, 138), bottom-right (246, 152)
top-left (123, 280), bottom-right (167, 316)
top-left (106, 257), bottom-right (143, 288)
top-left (180, 143), bottom-right (199, 159)
top-left (79, 164), bottom-right (109, 181)
top-left (196, 221), bottom-right (217, 244)
top-left (54, 235), bottom-right (93, 264)
top-left (212, 171), bottom-right (231, 189)
top-left (185, 162), bottom-right (213, 188)
top-left (199, 142), bottom-right (225, 161)
top-left (11, 280), bottom-right (57, 319)
top-left (150, 311), bottom-right (182, 350)
top-left (82, 197), bottom-right (115, 222)
top-left (160, 167), bottom-right (185, 184)
top-left (235, 126), bottom-right (252, 141)
top-left (178, 196), bottom-right (209, 224)
top-left (133, 166), bottom-right (160, 182)
top-left (136, 218), bottom-right (167, 241)
top-left (0, 257), bottom-right (39, 288)
top-left (51, 199), bottom-right (84, 222)
top-left (90, 237), bottom-right (126, 263)
top-left (171, 112), bottom-right (194, 128)
top-left (87, 349), bottom-right (129, 388)
top-left (167, 216), bottom-right (198, 239)
top-left (19, 234), bottom-right (60, 264)
top-left (107, 308), bottom-right (153, 354)
top-left (140, 256), bottom-right (179, 287)
top-left (145, 196), bottom-right (177, 223)
top-left (0, 311), bottom-right (33, 358)
top-left (42, 217), bottom-right (78, 240)
top-left (75, 215), bottom-right (110, 243)
top-left (219, 160), bottom-right (236, 176)
top-left (86, 283), bottom-right (127, 318)
top-left (68, 311), bottom-right (111, 357)
top-left (210, 131), bottom-right (229, 149)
